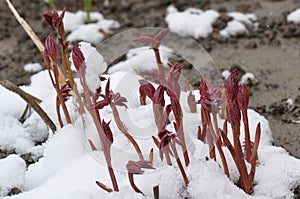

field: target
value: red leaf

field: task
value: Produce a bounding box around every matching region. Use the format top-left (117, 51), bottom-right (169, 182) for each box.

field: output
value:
top-left (102, 120), bottom-right (113, 145)
top-left (153, 85), bottom-right (165, 106)
top-left (132, 36), bottom-right (153, 46)
top-left (139, 79), bottom-right (155, 100)
top-left (112, 92), bottom-right (128, 108)
top-left (153, 29), bottom-right (169, 45)
top-left (93, 99), bottom-right (109, 109)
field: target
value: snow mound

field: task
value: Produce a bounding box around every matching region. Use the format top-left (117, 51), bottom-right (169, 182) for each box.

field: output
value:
top-left (108, 46), bottom-right (173, 74)
top-left (287, 9), bottom-right (300, 24)
top-left (0, 155), bottom-right (26, 197)
top-left (23, 63), bottom-right (42, 73)
top-left (222, 70), bottom-right (257, 85)
top-left (165, 5), bottom-right (258, 39)
top-left (70, 42), bottom-right (107, 92)
top-left (1, 37), bottom-right (300, 199)
top-left (220, 12), bottom-right (258, 37)
top-left (165, 5), bottom-right (219, 39)
top-left (59, 10), bottom-right (120, 45)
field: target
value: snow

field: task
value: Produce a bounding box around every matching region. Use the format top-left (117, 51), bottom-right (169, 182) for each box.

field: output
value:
top-left (220, 20), bottom-right (248, 37)
top-left (1, 13), bottom-right (300, 199)
top-left (67, 19), bottom-right (120, 45)
top-left (2, 66), bottom-right (299, 199)
top-left (108, 46), bottom-right (173, 74)
top-left (70, 42), bottom-right (107, 92)
top-left (220, 12), bottom-right (258, 37)
top-left (222, 70), bottom-right (257, 85)
top-left (240, 72), bottom-right (257, 85)
top-left (24, 125), bottom-right (86, 190)
top-left (0, 155), bottom-right (26, 197)
top-left (222, 70), bottom-right (231, 80)
top-left (287, 9), bottom-right (300, 24)
top-left (165, 6), bottom-right (258, 39)
top-left (23, 63), bottom-right (42, 73)
top-left (165, 5), bottom-right (219, 38)
top-left (286, 98), bottom-right (294, 110)
top-left (59, 10), bottom-right (120, 45)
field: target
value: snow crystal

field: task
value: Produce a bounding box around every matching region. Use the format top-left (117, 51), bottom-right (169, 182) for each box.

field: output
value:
top-left (287, 9), bottom-right (300, 24)
top-left (0, 155), bottom-right (26, 197)
top-left (165, 5), bottom-right (219, 39)
top-left (23, 63), bottom-right (42, 73)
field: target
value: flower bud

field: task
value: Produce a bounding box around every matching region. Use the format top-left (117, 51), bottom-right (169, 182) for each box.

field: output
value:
top-left (237, 84), bottom-right (250, 112)
top-left (43, 33), bottom-right (58, 68)
top-left (71, 46), bottom-right (86, 74)
top-left (225, 70), bottom-right (239, 104)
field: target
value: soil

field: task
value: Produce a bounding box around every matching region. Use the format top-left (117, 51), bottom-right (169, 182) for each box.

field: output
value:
top-left (0, 0), bottom-right (300, 196)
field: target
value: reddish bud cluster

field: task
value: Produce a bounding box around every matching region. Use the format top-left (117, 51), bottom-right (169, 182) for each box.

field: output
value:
top-left (42, 7), bottom-right (66, 34)
top-left (93, 79), bottom-right (128, 110)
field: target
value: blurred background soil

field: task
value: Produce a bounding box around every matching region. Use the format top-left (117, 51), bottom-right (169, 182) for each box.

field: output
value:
top-left (0, 0), bottom-right (300, 159)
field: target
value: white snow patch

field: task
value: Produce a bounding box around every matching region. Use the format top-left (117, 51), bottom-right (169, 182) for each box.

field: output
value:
top-left (108, 46), bottom-right (173, 74)
top-left (220, 12), bottom-right (258, 37)
top-left (287, 9), bottom-right (300, 24)
top-left (70, 42), bottom-right (107, 92)
top-left (222, 70), bottom-right (231, 80)
top-left (222, 70), bottom-right (257, 85)
top-left (67, 19), bottom-right (120, 45)
top-left (23, 63), bottom-right (42, 73)
top-left (165, 5), bottom-right (219, 38)
top-left (0, 155), bottom-right (26, 197)
top-left (25, 125), bottom-right (86, 190)
top-left (59, 10), bottom-right (119, 45)
top-left (240, 72), bottom-right (257, 85)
